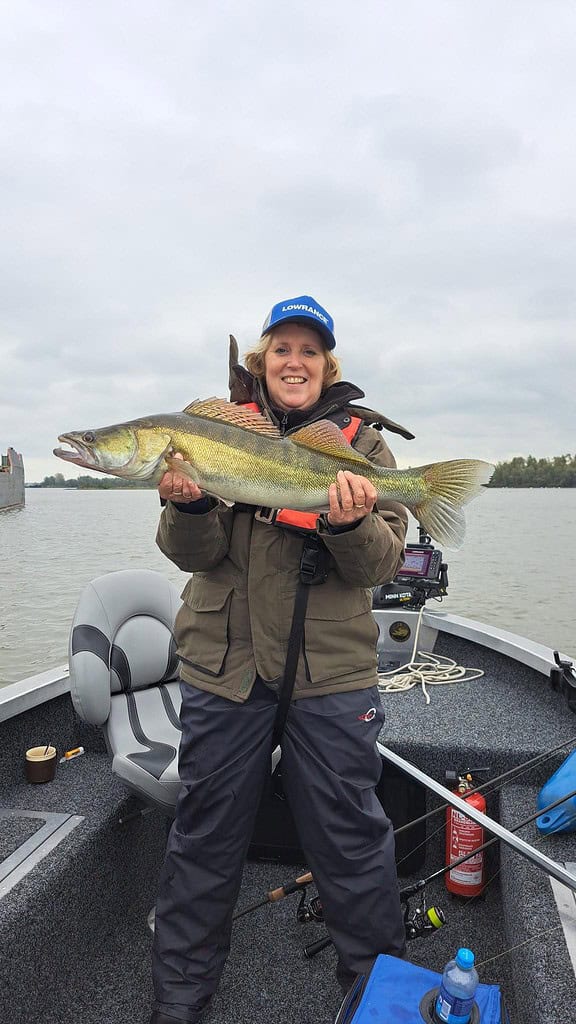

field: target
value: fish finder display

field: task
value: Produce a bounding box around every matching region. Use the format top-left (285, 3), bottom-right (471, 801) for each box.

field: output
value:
top-left (402, 550), bottom-right (433, 577)
top-left (395, 545), bottom-right (443, 583)
top-left (373, 543), bottom-right (447, 609)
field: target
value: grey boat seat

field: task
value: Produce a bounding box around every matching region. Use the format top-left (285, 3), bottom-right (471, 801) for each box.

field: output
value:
top-left (68, 568), bottom-right (183, 814)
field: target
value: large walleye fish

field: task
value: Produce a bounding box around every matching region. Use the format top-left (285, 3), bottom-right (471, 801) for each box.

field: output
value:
top-left (54, 397), bottom-right (494, 548)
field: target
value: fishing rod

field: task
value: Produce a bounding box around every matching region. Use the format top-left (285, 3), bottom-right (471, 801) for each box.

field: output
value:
top-left (393, 733), bottom-right (576, 839)
top-left (233, 871), bottom-right (314, 921)
top-left (302, 784), bottom-right (576, 960)
top-left (378, 743), bottom-right (576, 892)
top-left (234, 784), bottom-right (576, 941)
top-left (391, 735), bottom-right (576, 874)
top-left (234, 784), bottom-right (576, 961)
top-left (401, 784), bottom-right (576, 896)
top-left (234, 737), bottom-right (576, 922)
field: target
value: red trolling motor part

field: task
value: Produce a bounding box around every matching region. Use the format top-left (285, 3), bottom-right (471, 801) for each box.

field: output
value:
top-left (445, 772), bottom-right (486, 898)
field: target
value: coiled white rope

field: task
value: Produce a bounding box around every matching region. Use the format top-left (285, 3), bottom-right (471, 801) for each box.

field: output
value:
top-left (377, 605), bottom-right (484, 705)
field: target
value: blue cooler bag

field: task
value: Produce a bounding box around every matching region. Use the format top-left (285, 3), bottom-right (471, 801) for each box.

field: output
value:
top-left (334, 954), bottom-right (509, 1024)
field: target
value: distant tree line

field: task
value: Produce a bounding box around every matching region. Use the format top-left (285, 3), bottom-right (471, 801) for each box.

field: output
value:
top-left (29, 473), bottom-right (157, 489)
top-left (487, 454), bottom-right (576, 487)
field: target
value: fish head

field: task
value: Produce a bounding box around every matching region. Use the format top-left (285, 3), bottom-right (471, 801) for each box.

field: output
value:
top-left (54, 421), bottom-right (172, 480)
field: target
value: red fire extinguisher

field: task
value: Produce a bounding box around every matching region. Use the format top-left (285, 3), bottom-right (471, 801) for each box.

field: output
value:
top-left (445, 773), bottom-right (486, 897)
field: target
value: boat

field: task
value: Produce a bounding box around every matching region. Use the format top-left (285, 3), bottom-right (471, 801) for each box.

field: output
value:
top-left (0, 447), bottom-right (25, 510)
top-left (1, 537), bottom-right (576, 1024)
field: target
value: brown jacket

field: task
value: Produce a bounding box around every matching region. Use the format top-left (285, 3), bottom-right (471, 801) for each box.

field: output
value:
top-left (156, 384), bottom-right (409, 702)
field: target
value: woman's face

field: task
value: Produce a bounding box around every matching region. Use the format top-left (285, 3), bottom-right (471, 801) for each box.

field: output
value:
top-left (264, 324), bottom-right (327, 412)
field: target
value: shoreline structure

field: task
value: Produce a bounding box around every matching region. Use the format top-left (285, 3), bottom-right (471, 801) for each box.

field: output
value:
top-left (0, 448), bottom-right (25, 509)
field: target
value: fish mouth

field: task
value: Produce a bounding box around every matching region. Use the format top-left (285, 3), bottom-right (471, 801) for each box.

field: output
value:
top-left (53, 435), bottom-right (101, 469)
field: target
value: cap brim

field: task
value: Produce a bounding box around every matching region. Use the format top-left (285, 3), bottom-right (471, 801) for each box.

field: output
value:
top-left (261, 315), bottom-right (335, 350)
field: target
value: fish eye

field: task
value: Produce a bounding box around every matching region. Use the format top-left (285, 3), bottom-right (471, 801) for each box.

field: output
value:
top-left (82, 431), bottom-right (96, 444)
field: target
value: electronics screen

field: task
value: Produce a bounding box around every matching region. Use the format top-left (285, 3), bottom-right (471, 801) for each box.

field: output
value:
top-left (400, 548), bottom-right (433, 577)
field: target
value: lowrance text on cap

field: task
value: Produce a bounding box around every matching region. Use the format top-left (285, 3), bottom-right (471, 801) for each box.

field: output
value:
top-left (261, 294), bottom-right (336, 349)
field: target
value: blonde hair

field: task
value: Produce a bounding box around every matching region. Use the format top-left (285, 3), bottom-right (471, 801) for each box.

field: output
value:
top-left (244, 330), bottom-right (342, 388)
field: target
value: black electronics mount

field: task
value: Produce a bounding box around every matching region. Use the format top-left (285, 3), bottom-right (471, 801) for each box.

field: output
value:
top-left (372, 527), bottom-right (448, 610)
top-left (549, 651), bottom-right (576, 714)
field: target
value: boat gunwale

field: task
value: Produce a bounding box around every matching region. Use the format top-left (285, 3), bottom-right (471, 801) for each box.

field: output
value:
top-left (0, 663), bottom-right (69, 724)
top-left (423, 608), bottom-right (572, 676)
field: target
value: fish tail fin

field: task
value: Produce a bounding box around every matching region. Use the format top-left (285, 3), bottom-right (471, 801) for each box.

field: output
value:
top-left (413, 459), bottom-right (494, 549)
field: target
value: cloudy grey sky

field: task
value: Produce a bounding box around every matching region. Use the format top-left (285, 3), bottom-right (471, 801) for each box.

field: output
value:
top-left (2, 0), bottom-right (575, 482)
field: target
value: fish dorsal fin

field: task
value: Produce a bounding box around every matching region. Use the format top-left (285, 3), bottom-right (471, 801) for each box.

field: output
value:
top-left (289, 420), bottom-right (371, 465)
top-left (182, 397), bottom-right (281, 437)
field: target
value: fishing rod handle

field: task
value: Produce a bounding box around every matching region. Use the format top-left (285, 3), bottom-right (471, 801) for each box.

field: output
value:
top-left (268, 871), bottom-right (313, 902)
top-left (304, 935), bottom-right (334, 958)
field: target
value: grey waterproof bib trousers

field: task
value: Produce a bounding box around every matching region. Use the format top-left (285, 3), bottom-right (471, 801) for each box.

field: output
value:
top-left (151, 678), bottom-right (405, 1022)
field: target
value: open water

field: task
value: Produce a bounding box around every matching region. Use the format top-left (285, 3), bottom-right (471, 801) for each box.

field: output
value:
top-left (1, 488), bottom-right (575, 686)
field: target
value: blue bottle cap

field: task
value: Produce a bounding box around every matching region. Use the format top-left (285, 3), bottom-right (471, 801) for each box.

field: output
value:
top-left (456, 948), bottom-right (475, 970)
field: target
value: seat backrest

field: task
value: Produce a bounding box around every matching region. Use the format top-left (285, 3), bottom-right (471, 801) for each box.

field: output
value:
top-left (70, 568), bottom-right (182, 722)
top-left (69, 569), bottom-right (183, 812)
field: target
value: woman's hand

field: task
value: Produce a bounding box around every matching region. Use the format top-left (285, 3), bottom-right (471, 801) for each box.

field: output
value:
top-left (327, 470), bottom-right (377, 527)
top-left (158, 453), bottom-right (204, 504)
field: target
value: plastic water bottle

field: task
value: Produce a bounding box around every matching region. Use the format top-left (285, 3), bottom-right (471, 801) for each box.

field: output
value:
top-left (433, 948), bottom-right (479, 1024)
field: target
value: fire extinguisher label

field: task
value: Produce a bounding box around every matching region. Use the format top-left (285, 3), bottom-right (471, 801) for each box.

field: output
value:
top-left (449, 810), bottom-right (484, 885)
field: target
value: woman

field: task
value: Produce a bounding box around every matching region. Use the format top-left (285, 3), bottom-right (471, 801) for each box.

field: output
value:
top-left (150, 295), bottom-right (410, 1024)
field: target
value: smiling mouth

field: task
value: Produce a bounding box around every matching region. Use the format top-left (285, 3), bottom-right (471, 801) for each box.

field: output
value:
top-left (282, 376), bottom-right (307, 384)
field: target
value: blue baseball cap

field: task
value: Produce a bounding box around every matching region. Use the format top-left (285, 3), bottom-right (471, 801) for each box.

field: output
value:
top-left (260, 295), bottom-right (336, 350)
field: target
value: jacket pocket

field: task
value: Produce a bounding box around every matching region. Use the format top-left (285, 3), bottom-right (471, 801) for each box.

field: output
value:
top-left (176, 578), bottom-right (234, 677)
top-left (303, 587), bottom-right (379, 684)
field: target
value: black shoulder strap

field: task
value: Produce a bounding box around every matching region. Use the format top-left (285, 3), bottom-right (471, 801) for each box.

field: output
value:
top-left (271, 536), bottom-right (328, 748)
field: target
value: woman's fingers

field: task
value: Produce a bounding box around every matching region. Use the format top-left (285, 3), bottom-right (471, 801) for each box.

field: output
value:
top-left (327, 471), bottom-right (377, 526)
top-left (158, 454), bottom-right (203, 503)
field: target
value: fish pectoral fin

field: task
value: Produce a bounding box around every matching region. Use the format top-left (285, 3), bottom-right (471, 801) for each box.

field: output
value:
top-left (165, 456), bottom-right (201, 485)
top-left (181, 397), bottom-right (281, 437)
top-left (289, 420), bottom-right (371, 466)
top-left (128, 431), bottom-right (174, 479)
top-left (137, 431), bottom-right (173, 462)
